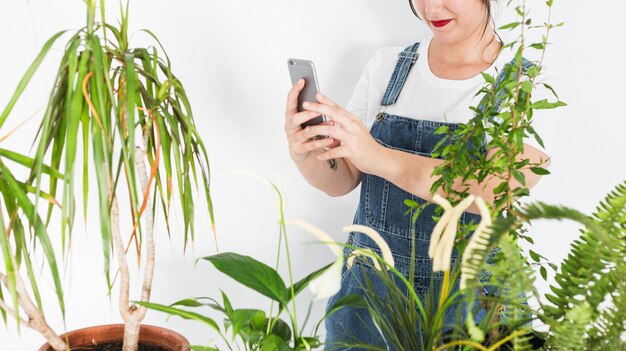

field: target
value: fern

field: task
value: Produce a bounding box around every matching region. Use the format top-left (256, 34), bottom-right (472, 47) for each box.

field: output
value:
top-left (538, 181), bottom-right (626, 349)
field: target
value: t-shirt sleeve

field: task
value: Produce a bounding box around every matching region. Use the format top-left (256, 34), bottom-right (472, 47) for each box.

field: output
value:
top-left (346, 58), bottom-right (373, 128)
top-left (346, 49), bottom-right (383, 130)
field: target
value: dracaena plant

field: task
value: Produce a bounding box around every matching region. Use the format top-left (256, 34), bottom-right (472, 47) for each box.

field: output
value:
top-left (0, 1), bottom-right (214, 350)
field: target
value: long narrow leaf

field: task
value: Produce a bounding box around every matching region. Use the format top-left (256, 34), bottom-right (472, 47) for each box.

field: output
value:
top-left (135, 301), bottom-right (220, 332)
top-left (0, 31), bottom-right (66, 128)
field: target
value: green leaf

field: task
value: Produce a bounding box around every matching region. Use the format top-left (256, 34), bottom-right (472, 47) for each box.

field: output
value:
top-left (260, 334), bottom-right (291, 351)
top-left (0, 200), bottom-right (20, 327)
top-left (511, 168), bottom-right (526, 186)
top-left (480, 72), bottom-right (495, 84)
top-left (315, 293), bottom-right (368, 332)
top-left (135, 301), bottom-right (220, 332)
top-left (287, 262), bottom-right (333, 303)
top-left (530, 42), bottom-right (546, 50)
top-left (434, 125), bottom-right (449, 135)
top-left (521, 81), bottom-right (534, 94)
top-left (529, 250), bottom-right (541, 262)
top-left (540, 266), bottom-right (548, 280)
top-left (499, 21), bottom-right (521, 30)
top-left (531, 167), bottom-right (551, 175)
top-left (221, 290), bottom-right (233, 315)
top-left (229, 309), bottom-right (266, 338)
top-left (266, 318), bottom-right (292, 342)
top-left (201, 253), bottom-right (289, 304)
top-left (170, 298), bottom-right (206, 308)
top-left (190, 346), bottom-right (219, 351)
top-left (530, 99), bottom-right (567, 110)
top-left (0, 31), bottom-right (67, 128)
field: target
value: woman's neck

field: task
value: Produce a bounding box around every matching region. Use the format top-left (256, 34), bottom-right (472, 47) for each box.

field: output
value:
top-left (427, 27), bottom-right (502, 80)
top-left (429, 28), bottom-right (501, 67)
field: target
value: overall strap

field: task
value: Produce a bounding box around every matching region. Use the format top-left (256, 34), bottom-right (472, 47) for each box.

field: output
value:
top-left (479, 57), bottom-right (536, 115)
top-left (380, 42), bottom-right (421, 106)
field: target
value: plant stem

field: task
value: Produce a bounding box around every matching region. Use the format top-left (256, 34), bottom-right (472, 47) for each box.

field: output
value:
top-left (0, 274), bottom-right (28, 325)
top-left (276, 187), bottom-right (299, 340)
top-left (1, 253), bottom-right (67, 350)
top-left (86, 0), bottom-right (96, 35)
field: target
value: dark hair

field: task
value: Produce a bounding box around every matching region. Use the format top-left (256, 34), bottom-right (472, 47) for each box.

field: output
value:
top-left (408, 0), bottom-right (495, 39)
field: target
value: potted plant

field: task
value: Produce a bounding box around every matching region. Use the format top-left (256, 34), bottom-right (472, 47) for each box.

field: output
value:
top-left (318, 0), bottom-right (625, 349)
top-left (0, 1), bottom-right (214, 350)
top-left (134, 179), bottom-right (375, 350)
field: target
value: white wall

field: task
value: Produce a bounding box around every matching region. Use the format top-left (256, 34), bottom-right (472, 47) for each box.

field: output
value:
top-left (0, 0), bottom-right (624, 349)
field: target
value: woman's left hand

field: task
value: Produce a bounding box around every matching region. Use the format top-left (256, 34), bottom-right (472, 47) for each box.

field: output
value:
top-left (302, 93), bottom-right (390, 175)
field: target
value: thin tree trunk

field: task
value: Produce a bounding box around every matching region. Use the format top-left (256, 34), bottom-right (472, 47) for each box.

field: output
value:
top-left (1, 264), bottom-right (67, 350)
top-left (122, 147), bottom-right (156, 351)
top-left (104, 143), bottom-right (156, 351)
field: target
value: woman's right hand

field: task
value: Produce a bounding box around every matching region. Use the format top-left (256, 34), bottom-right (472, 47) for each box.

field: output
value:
top-left (284, 79), bottom-right (337, 162)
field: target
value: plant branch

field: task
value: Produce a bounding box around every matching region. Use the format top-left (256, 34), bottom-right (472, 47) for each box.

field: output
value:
top-left (0, 273), bottom-right (29, 326)
top-left (103, 135), bottom-right (131, 321)
top-left (134, 144), bottom-right (155, 320)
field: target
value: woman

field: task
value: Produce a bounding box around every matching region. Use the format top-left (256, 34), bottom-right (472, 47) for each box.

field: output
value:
top-left (284, 0), bottom-right (550, 348)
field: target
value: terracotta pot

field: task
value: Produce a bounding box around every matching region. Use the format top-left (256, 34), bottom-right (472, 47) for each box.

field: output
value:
top-left (38, 324), bottom-right (190, 351)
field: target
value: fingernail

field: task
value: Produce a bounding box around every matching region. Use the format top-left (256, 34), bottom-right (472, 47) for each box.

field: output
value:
top-left (303, 102), bottom-right (310, 108)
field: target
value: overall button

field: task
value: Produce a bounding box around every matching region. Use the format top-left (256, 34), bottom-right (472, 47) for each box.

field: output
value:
top-left (375, 112), bottom-right (385, 121)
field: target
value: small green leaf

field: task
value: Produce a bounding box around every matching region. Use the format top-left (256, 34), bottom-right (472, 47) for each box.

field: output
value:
top-left (260, 334), bottom-right (291, 351)
top-left (511, 169), bottom-right (526, 186)
top-left (170, 298), bottom-right (205, 308)
top-left (540, 266), bottom-right (548, 280)
top-left (287, 262), bottom-right (333, 304)
top-left (265, 318), bottom-right (292, 342)
top-left (499, 21), bottom-right (521, 30)
top-left (135, 301), bottom-right (220, 332)
top-left (529, 250), bottom-right (541, 262)
top-left (190, 346), bottom-right (219, 351)
top-left (481, 72), bottom-right (495, 84)
top-left (530, 42), bottom-right (546, 50)
top-left (229, 309), bottom-right (266, 338)
top-left (434, 125), bottom-right (449, 135)
top-left (531, 167), bottom-right (551, 175)
top-left (520, 81), bottom-right (534, 93)
top-left (530, 99), bottom-right (567, 110)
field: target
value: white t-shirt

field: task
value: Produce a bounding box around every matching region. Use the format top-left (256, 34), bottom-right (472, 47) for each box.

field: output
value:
top-left (347, 34), bottom-right (554, 153)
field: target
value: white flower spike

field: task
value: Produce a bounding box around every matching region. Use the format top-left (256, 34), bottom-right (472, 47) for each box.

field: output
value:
top-left (430, 194), bottom-right (475, 272)
top-left (343, 224), bottom-right (394, 269)
top-left (460, 196), bottom-right (493, 290)
top-left (285, 219), bottom-right (344, 300)
top-left (347, 249), bottom-right (383, 271)
top-left (308, 258), bottom-right (344, 300)
top-left (286, 219), bottom-right (343, 257)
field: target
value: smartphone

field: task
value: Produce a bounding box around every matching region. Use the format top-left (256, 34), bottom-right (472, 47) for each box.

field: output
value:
top-left (287, 58), bottom-right (326, 128)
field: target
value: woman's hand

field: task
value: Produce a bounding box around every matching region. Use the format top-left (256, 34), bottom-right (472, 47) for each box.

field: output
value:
top-left (302, 93), bottom-right (390, 175)
top-left (284, 79), bottom-right (338, 162)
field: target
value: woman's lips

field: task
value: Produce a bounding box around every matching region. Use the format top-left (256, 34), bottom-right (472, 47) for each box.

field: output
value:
top-left (431, 19), bottom-right (452, 28)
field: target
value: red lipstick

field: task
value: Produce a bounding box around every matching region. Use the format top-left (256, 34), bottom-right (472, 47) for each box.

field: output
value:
top-left (431, 19), bottom-right (452, 28)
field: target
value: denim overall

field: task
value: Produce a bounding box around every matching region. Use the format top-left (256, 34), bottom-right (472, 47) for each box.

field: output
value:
top-left (323, 42), bottom-right (533, 350)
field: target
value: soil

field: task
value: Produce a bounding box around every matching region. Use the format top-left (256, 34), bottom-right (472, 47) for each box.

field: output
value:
top-left (71, 343), bottom-right (168, 351)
